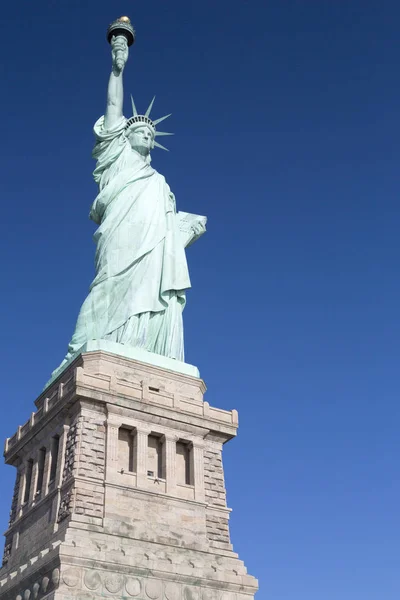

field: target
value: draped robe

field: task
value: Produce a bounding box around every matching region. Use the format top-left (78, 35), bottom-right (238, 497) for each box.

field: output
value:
top-left (60, 116), bottom-right (195, 367)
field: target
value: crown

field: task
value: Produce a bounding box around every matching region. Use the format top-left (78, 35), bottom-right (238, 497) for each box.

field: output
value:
top-left (124, 96), bottom-right (173, 151)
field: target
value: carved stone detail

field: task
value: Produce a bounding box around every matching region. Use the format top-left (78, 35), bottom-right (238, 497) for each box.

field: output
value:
top-left (52, 568), bottom-right (60, 586)
top-left (145, 579), bottom-right (162, 599)
top-left (125, 578), bottom-right (141, 596)
top-left (84, 570), bottom-right (102, 591)
top-left (41, 577), bottom-right (49, 592)
top-left (62, 568), bottom-right (80, 588)
top-left (165, 582), bottom-right (181, 600)
top-left (105, 573), bottom-right (123, 594)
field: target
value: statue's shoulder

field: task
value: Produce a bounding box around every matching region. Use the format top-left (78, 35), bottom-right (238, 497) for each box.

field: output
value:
top-left (93, 115), bottom-right (127, 142)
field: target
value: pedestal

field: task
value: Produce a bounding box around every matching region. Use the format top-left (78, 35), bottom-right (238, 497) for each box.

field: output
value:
top-left (0, 347), bottom-right (258, 600)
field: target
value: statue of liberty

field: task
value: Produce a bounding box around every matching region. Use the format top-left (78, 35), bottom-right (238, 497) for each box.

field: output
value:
top-left (52, 17), bottom-right (206, 379)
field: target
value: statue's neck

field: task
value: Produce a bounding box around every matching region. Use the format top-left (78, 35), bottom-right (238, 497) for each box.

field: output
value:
top-left (131, 147), bottom-right (151, 164)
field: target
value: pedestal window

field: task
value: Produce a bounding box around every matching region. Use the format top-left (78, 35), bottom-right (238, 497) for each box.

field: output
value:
top-left (147, 434), bottom-right (165, 479)
top-left (118, 427), bottom-right (137, 473)
top-left (176, 441), bottom-right (193, 486)
top-left (49, 435), bottom-right (60, 485)
top-left (35, 448), bottom-right (46, 496)
top-left (23, 459), bottom-right (33, 504)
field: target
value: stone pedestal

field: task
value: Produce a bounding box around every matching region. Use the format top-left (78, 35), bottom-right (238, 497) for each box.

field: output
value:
top-left (0, 348), bottom-right (258, 600)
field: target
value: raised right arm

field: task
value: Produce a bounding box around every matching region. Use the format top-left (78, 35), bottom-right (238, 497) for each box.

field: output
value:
top-left (104, 35), bottom-right (129, 130)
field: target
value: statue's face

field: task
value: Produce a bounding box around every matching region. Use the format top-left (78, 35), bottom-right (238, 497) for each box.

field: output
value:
top-left (127, 126), bottom-right (154, 156)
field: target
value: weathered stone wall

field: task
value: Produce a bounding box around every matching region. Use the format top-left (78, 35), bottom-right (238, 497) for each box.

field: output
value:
top-left (74, 411), bottom-right (106, 520)
top-left (204, 448), bottom-right (227, 508)
top-left (57, 486), bottom-right (74, 523)
top-left (60, 409), bottom-right (106, 522)
top-left (14, 499), bottom-right (55, 565)
top-left (206, 513), bottom-right (231, 545)
top-left (74, 480), bottom-right (104, 521)
top-left (77, 413), bottom-right (106, 480)
top-left (62, 414), bottom-right (83, 484)
top-left (8, 471), bottom-right (20, 527)
top-left (1, 536), bottom-right (11, 568)
top-left (104, 486), bottom-right (208, 550)
top-left (204, 446), bottom-right (231, 546)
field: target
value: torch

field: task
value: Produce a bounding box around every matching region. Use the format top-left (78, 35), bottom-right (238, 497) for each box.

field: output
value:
top-left (107, 16), bottom-right (135, 69)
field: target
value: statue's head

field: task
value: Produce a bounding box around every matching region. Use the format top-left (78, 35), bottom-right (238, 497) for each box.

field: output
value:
top-left (126, 124), bottom-right (155, 157)
top-left (124, 95), bottom-right (173, 155)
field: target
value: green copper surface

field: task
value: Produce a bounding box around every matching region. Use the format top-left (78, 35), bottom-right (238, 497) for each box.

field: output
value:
top-left (51, 30), bottom-right (206, 381)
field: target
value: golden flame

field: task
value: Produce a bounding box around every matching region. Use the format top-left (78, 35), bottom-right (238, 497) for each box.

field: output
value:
top-left (118, 16), bottom-right (131, 23)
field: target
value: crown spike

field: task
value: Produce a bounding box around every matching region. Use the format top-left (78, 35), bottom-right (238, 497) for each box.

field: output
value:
top-left (130, 95), bottom-right (138, 116)
top-left (145, 96), bottom-right (156, 117)
top-left (154, 140), bottom-right (169, 151)
top-left (155, 131), bottom-right (174, 137)
top-left (153, 113), bottom-right (172, 126)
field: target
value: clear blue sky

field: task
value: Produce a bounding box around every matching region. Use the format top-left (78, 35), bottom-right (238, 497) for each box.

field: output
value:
top-left (1, 1), bottom-right (399, 598)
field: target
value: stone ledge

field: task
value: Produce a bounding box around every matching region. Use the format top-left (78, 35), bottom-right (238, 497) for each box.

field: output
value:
top-left (0, 541), bottom-right (61, 592)
top-left (57, 547), bottom-right (258, 593)
top-left (1, 536), bottom-right (258, 599)
top-left (47, 339), bottom-right (201, 388)
top-left (103, 479), bottom-right (207, 508)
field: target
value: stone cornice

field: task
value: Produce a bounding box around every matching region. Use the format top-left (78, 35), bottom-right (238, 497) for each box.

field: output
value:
top-left (4, 350), bottom-right (238, 463)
